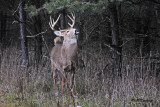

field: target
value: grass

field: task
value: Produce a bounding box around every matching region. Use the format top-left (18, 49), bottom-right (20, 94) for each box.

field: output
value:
top-left (0, 47), bottom-right (160, 107)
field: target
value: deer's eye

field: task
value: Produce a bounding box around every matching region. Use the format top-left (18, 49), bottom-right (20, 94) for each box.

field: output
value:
top-left (67, 31), bottom-right (69, 33)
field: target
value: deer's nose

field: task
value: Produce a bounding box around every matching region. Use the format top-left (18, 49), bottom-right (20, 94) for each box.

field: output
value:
top-left (75, 29), bottom-right (79, 35)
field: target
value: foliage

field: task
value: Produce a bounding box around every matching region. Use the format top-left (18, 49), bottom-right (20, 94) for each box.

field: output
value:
top-left (24, 5), bottom-right (39, 16)
top-left (24, 0), bottom-right (123, 16)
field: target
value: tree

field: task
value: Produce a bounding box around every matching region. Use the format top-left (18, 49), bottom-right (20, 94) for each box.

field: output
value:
top-left (19, 0), bottom-right (28, 66)
top-left (30, 0), bottom-right (45, 65)
top-left (107, 1), bottom-right (122, 76)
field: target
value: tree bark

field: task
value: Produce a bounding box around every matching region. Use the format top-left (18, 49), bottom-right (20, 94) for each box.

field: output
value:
top-left (19, 0), bottom-right (27, 66)
top-left (34, 15), bottom-right (42, 64)
top-left (60, 9), bottom-right (66, 29)
top-left (0, 11), bottom-right (7, 51)
top-left (135, 2), bottom-right (152, 56)
top-left (108, 2), bottom-right (122, 77)
top-left (34, 1), bottom-right (43, 64)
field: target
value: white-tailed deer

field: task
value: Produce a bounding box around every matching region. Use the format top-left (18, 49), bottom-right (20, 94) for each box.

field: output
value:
top-left (49, 13), bottom-right (79, 96)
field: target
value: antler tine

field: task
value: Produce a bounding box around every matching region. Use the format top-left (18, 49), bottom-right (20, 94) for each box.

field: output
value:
top-left (71, 12), bottom-right (75, 19)
top-left (49, 16), bottom-right (53, 30)
top-left (68, 12), bottom-right (75, 28)
top-left (55, 14), bottom-right (61, 25)
top-left (49, 15), bottom-right (61, 30)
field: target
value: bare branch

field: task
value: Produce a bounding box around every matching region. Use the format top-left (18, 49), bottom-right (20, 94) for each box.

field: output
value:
top-left (12, 2), bottom-right (22, 15)
top-left (125, 0), bottom-right (160, 4)
top-left (26, 30), bottom-right (47, 38)
top-left (104, 43), bottom-right (121, 55)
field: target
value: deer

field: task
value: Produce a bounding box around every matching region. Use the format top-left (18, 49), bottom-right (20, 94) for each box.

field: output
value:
top-left (49, 13), bottom-right (79, 99)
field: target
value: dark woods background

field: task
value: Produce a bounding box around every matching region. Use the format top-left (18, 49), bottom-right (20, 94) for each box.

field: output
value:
top-left (0, 0), bottom-right (160, 106)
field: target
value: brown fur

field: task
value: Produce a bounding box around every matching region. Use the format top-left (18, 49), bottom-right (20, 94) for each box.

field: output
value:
top-left (54, 37), bottom-right (62, 44)
top-left (49, 14), bottom-right (78, 105)
top-left (49, 13), bottom-right (78, 101)
top-left (50, 29), bottom-right (78, 94)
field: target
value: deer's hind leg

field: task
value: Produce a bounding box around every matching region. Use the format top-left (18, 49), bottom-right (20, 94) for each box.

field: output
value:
top-left (70, 71), bottom-right (77, 106)
top-left (51, 63), bottom-right (57, 88)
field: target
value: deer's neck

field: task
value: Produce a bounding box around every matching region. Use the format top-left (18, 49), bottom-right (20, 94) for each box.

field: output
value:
top-left (70, 38), bottom-right (77, 44)
top-left (63, 38), bottom-right (77, 45)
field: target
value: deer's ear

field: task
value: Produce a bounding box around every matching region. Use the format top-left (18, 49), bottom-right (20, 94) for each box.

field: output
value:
top-left (54, 31), bottom-right (62, 36)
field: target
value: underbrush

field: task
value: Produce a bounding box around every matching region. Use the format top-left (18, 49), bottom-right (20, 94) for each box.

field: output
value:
top-left (0, 47), bottom-right (160, 107)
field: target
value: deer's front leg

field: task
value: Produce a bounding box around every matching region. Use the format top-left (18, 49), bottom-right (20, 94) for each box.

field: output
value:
top-left (70, 73), bottom-right (74, 90)
top-left (61, 73), bottom-right (66, 95)
top-left (53, 70), bottom-right (57, 89)
top-left (70, 72), bottom-right (75, 98)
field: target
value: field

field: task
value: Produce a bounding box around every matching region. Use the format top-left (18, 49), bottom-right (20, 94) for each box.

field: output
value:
top-left (0, 46), bottom-right (159, 107)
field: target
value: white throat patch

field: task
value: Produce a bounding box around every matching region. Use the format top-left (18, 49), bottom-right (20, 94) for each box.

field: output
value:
top-left (70, 38), bottom-right (77, 44)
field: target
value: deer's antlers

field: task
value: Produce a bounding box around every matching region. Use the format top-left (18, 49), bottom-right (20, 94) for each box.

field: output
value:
top-left (68, 13), bottom-right (75, 28)
top-left (49, 14), bottom-right (61, 30)
top-left (49, 13), bottom-right (75, 30)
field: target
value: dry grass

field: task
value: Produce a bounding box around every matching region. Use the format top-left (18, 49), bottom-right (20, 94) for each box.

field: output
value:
top-left (0, 46), bottom-right (160, 107)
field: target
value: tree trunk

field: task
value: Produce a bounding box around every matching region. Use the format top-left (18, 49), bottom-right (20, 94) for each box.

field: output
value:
top-left (34, 1), bottom-right (43, 65)
top-left (34, 15), bottom-right (42, 64)
top-left (19, 0), bottom-right (27, 66)
top-left (60, 9), bottom-right (66, 29)
top-left (108, 2), bottom-right (122, 77)
top-left (77, 16), bottom-right (85, 68)
top-left (0, 11), bottom-right (7, 51)
top-left (135, 2), bottom-right (152, 57)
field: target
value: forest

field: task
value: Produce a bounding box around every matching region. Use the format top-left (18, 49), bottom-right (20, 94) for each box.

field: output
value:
top-left (0, 0), bottom-right (160, 106)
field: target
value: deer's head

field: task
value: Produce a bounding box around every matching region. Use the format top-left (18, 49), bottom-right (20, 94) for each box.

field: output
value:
top-left (49, 13), bottom-right (79, 42)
